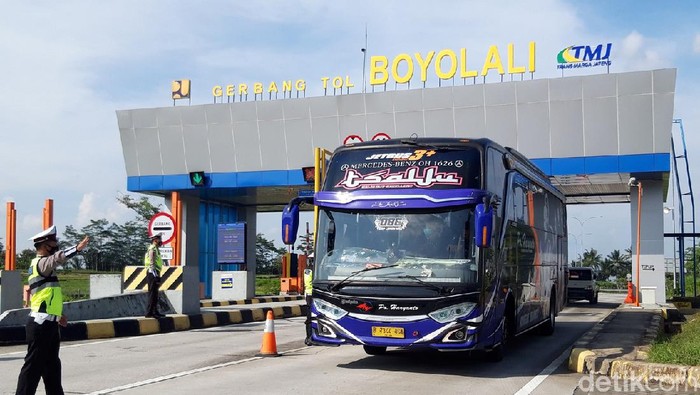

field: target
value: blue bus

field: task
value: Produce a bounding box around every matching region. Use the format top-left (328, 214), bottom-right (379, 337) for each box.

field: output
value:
top-left (282, 137), bottom-right (567, 361)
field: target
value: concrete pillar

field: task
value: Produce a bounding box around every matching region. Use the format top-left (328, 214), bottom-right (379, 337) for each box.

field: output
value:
top-left (630, 178), bottom-right (666, 304)
top-left (181, 194), bottom-right (200, 268)
top-left (164, 195), bottom-right (201, 314)
top-left (164, 266), bottom-right (200, 314)
top-left (238, 206), bottom-right (257, 299)
top-left (0, 270), bottom-right (22, 312)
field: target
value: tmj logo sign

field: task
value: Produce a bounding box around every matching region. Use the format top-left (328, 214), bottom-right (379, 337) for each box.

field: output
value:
top-left (557, 43), bottom-right (612, 69)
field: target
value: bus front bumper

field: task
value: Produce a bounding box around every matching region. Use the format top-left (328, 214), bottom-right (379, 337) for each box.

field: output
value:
top-left (311, 316), bottom-right (481, 351)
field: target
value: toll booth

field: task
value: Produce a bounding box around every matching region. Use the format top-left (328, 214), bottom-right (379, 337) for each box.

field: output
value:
top-left (280, 253), bottom-right (308, 294)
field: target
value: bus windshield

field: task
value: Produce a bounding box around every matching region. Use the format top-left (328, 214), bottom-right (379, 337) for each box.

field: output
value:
top-left (314, 207), bottom-right (478, 285)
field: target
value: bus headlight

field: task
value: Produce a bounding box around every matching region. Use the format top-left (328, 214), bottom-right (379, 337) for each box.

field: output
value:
top-left (313, 299), bottom-right (348, 320)
top-left (429, 302), bottom-right (476, 323)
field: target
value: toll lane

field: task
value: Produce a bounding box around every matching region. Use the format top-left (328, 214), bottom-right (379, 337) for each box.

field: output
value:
top-left (0, 294), bottom-right (623, 395)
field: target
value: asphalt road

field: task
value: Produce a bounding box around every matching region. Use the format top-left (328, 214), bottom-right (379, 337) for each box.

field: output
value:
top-left (0, 294), bottom-right (624, 395)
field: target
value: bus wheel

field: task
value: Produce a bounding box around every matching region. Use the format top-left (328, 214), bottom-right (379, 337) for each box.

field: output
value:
top-left (486, 306), bottom-right (513, 362)
top-left (363, 345), bottom-right (387, 355)
top-left (484, 344), bottom-right (504, 362)
top-left (538, 293), bottom-right (556, 336)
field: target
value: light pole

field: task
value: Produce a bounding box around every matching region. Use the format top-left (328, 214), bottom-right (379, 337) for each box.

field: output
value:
top-left (570, 215), bottom-right (601, 259)
top-left (629, 178), bottom-right (643, 307)
top-left (361, 25), bottom-right (368, 94)
top-left (568, 233), bottom-right (580, 265)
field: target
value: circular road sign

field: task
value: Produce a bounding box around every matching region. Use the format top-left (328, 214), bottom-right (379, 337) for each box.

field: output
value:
top-left (148, 212), bottom-right (176, 245)
top-left (371, 132), bottom-right (391, 141)
top-left (343, 134), bottom-right (364, 145)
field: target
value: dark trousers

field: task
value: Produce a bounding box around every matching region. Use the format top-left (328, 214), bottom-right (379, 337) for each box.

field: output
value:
top-left (16, 317), bottom-right (64, 395)
top-left (146, 272), bottom-right (161, 316)
top-left (305, 295), bottom-right (313, 340)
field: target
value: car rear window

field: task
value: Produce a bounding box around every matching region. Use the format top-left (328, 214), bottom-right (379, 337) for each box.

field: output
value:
top-left (569, 269), bottom-right (592, 281)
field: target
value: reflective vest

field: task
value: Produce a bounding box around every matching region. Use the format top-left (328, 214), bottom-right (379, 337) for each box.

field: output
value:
top-left (28, 257), bottom-right (63, 316)
top-left (144, 244), bottom-right (163, 272)
top-left (303, 268), bottom-right (313, 296)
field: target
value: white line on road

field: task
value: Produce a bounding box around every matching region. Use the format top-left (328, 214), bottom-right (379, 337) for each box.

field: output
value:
top-left (87, 346), bottom-right (309, 394)
top-left (513, 346), bottom-right (571, 395)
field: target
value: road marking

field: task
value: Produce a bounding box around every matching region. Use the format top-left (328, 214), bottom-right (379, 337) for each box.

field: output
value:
top-left (513, 346), bottom-right (570, 395)
top-left (88, 346), bottom-right (308, 394)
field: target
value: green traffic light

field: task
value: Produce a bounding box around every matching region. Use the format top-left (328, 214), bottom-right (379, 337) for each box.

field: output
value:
top-left (189, 171), bottom-right (206, 186)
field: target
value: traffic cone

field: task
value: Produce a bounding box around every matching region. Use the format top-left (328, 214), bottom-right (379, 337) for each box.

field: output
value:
top-left (624, 281), bottom-right (636, 304)
top-left (259, 310), bottom-right (279, 357)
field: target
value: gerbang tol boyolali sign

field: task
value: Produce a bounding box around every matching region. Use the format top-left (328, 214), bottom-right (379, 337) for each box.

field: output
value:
top-left (207, 42), bottom-right (537, 100)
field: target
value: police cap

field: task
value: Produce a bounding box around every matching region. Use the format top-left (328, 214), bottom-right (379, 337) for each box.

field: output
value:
top-left (29, 225), bottom-right (57, 244)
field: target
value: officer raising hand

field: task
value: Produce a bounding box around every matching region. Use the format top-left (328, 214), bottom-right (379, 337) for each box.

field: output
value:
top-left (16, 225), bottom-right (89, 395)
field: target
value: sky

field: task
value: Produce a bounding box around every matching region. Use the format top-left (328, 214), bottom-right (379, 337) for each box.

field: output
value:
top-left (1, 1), bottom-right (700, 262)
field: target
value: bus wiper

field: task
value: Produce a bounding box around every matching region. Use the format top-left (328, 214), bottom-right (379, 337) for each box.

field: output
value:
top-left (395, 274), bottom-right (452, 295)
top-left (330, 264), bottom-right (399, 292)
top-left (400, 139), bottom-right (440, 151)
top-left (399, 139), bottom-right (463, 152)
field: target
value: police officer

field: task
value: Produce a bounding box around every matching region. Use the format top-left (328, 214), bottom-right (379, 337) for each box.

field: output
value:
top-left (303, 256), bottom-right (314, 346)
top-left (144, 233), bottom-right (164, 318)
top-left (16, 225), bottom-right (89, 395)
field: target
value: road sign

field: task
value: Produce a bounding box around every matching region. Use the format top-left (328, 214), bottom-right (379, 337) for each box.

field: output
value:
top-left (371, 132), bottom-right (391, 141)
top-left (343, 134), bottom-right (363, 144)
top-left (217, 222), bottom-right (246, 264)
top-left (159, 246), bottom-right (173, 260)
top-left (148, 212), bottom-right (176, 245)
top-left (298, 189), bottom-right (314, 198)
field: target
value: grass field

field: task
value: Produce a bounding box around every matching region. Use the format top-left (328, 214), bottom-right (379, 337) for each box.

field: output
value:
top-left (19, 270), bottom-right (107, 302)
top-left (648, 313), bottom-right (700, 366)
top-left (20, 271), bottom-right (283, 302)
top-left (255, 275), bottom-right (281, 296)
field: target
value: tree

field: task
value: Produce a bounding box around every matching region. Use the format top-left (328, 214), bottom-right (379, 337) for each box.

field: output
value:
top-left (580, 248), bottom-right (603, 273)
top-left (683, 246), bottom-right (700, 296)
top-left (116, 194), bottom-right (161, 223)
top-left (16, 249), bottom-right (35, 271)
top-left (296, 233), bottom-right (314, 256)
top-left (58, 194), bottom-right (161, 272)
top-left (256, 234), bottom-right (286, 275)
top-left (601, 250), bottom-right (631, 281)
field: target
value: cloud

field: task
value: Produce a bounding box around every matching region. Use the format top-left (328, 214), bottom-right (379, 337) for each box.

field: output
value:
top-left (616, 30), bottom-right (672, 70)
top-left (20, 214), bottom-right (43, 247)
top-left (1, 0), bottom-right (697, 259)
top-left (76, 192), bottom-right (135, 228)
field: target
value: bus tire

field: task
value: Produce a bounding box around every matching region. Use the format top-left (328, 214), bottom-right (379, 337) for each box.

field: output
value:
top-left (363, 345), bottom-right (387, 355)
top-left (484, 344), bottom-right (504, 362)
top-left (486, 300), bottom-right (514, 362)
top-left (538, 292), bottom-right (556, 336)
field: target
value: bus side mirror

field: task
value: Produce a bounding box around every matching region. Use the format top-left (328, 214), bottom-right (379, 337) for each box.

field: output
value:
top-left (282, 201), bottom-right (300, 245)
top-left (474, 203), bottom-right (493, 248)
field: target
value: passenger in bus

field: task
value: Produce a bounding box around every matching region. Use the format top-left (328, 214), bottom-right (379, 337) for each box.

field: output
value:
top-left (422, 217), bottom-right (451, 258)
top-left (401, 216), bottom-right (450, 258)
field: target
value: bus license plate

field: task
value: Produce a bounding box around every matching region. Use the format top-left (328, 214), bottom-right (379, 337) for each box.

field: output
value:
top-left (371, 326), bottom-right (404, 338)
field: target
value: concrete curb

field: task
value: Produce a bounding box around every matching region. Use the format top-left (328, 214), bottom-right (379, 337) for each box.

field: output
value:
top-left (0, 304), bottom-right (307, 345)
top-left (568, 306), bottom-right (699, 388)
top-left (200, 295), bottom-right (303, 307)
